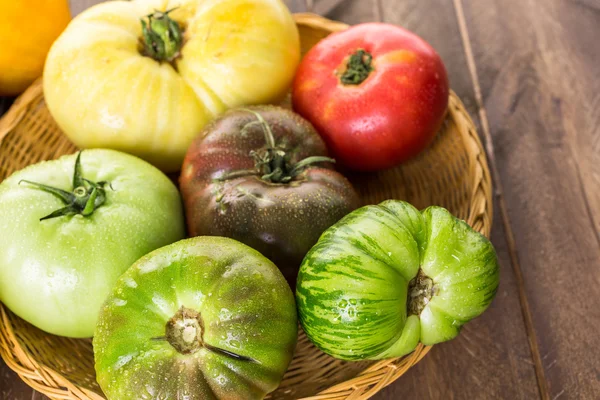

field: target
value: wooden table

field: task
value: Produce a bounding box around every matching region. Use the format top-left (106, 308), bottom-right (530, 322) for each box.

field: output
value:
top-left (2, 0), bottom-right (599, 399)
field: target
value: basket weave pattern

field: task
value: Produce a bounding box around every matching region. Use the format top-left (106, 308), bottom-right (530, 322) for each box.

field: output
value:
top-left (0, 14), bottom-right (492, 400)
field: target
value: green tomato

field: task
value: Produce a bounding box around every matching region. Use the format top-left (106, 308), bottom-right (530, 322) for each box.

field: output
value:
top-left (296, 200), bottom-right (499, 361)
top-left (0, 150), bottom-right (185, 337)
top-left (94, 237), bottom-right (297, 400)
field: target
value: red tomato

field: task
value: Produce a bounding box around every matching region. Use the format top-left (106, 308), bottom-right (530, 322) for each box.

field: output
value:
top-left (292, 23), bottom-right (449, 171)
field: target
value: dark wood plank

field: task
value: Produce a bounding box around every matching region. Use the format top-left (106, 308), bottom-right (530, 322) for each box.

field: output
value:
top-left (364, 1), bottom-right (541, 398)
top-left (0, 359), bottom-right (39, 400)
top-left (285, 0), bottom-right (309, 13)
top-left (68, 0), bottom-right (100, 16)
top-left (326, 0), bottom-right (379, 26)
top-left (378, 0), bottom-right (479, 116)
top-left (451, 3), bottom-right (551, 397)
top-left (377, 207), bottom-right (541, 400)
top-left (312, 0), bottom-right (347, 17)
top-left (459, 0), bottom-right (600, 398)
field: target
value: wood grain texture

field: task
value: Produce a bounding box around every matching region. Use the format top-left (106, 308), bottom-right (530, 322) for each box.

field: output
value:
top-left (68, 0), bottom-right (98, 15)
top-left (378, 0), bottom-right (479, 116)
top-left (368, 1), bottom-right (540, 398)
top-left (374, 207), bottom-right (541, 400)
top-left (326, 0), bottom-right (378, 25)
top-left (310, 0), bottom-right (347, 17)
top-left (0, 359), bottom-right (38, 400)
top-left (460, 0), bottom-right (600, 398)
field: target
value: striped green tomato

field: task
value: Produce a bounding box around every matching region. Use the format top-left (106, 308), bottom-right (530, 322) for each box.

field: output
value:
top-left (94, 237), bottom-right (297, 400)
top-left (296, 200), bottom-right (499, 361)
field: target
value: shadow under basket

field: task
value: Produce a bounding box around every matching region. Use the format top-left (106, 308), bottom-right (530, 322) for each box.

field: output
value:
top-left (0, 13), bottom-right (493, 400)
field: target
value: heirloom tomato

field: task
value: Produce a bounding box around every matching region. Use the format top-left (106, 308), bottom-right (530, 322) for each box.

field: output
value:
top-left (297, 200), bottom-right (499, 360)
top-left (292, 23), bottom-right (449, 171)
top-left (180, 106), bottom-right (359, 285)
top-left (0, 150), bottom-right (185, 337)
top-left (44, 0), bottom-right (300, 171)
top-left (94, 236), bottom-right (297, 400)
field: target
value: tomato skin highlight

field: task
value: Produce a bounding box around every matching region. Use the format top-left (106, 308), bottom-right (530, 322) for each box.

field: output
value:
top-left (292, 23), bottom-right (449, 171)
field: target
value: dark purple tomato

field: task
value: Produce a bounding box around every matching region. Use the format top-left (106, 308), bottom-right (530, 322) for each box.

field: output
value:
top-left (180, 106), bottom-right (359, 285)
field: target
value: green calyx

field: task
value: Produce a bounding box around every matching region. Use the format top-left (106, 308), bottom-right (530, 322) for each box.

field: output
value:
top-left (140, 8), bottom-right (183, 63)
top-left (217, 109), bottom-right (335, 184)
top-left (339, 49), bottom-right (374, 85)
top-left (19, 152), bottom-right (110, 221)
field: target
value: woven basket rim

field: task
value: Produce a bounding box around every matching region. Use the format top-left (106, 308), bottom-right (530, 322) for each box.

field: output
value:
top-left (0, 13), bottom-right (493, 400)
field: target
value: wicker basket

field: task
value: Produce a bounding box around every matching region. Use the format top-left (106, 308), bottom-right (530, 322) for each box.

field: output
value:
top-left (0, 13), bottom-right (492, 400)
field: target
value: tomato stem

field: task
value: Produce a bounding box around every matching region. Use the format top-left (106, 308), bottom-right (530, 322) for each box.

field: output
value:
top-left (140, 8), bottom-right (183, 63)
top-left (240, 109), bottom-right (276, 149)
top-left (165, 306), bottom-right (257, 362)
top-left (19, 151), bottom-right (110, 221)
top-left (408, 269), bottom-right (437, 316)
top-left (339, 49), bottom-right (374, 85)
top-left (214, 109), bottom-right (335, 184)
top-left (289, 156), bottom-right (336, 176)
top-left (165, 306), bottom-right (204, 354)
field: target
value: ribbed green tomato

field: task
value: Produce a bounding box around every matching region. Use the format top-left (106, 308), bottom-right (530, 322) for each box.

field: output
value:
top-left (94, 236), bottom-right (297, 400)
top-left (296, 200), bottom-right (499, 361)
top-left (0, 149), bottom-right (184, 337)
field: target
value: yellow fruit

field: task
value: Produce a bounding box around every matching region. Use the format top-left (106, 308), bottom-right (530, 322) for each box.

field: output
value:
top-left (44, 0), bottom-right (300, 172)
top-left (0, 0), bottom-right (71, 96)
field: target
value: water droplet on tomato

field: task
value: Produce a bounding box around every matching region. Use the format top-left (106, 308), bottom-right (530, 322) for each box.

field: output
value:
top-left (114, 298), bottom-right (127, 306)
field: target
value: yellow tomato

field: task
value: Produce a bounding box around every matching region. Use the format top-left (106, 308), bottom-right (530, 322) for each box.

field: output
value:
top-left (0, 0), bottom-right (70, 96)
top-left (44, 0), bottom-right (300, 172)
